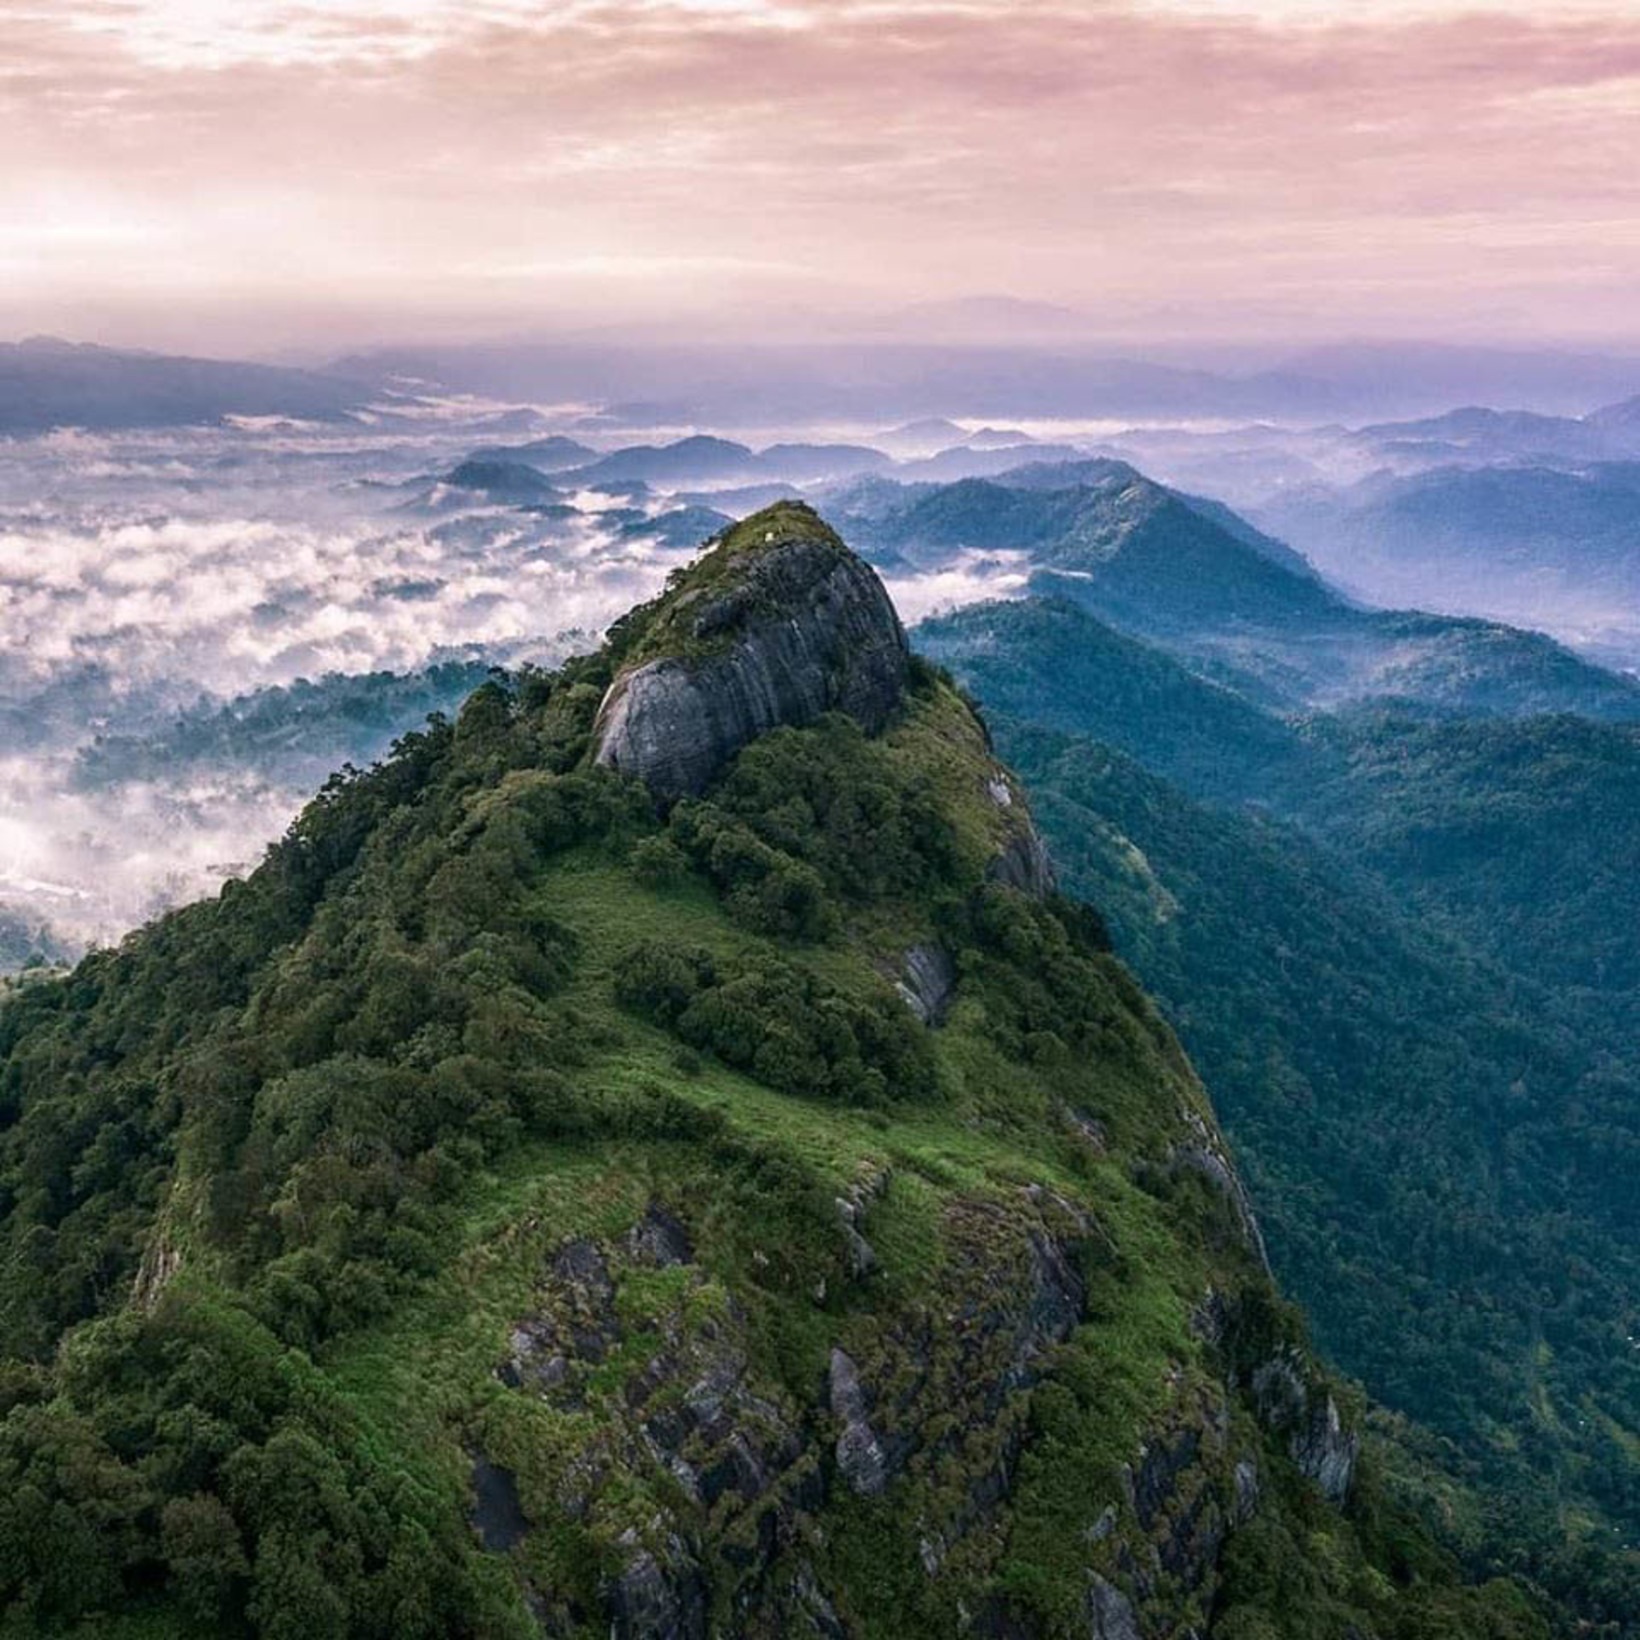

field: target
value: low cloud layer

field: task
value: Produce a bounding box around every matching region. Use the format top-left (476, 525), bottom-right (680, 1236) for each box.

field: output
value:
top-left (0, 415), bottom-right (1037, 956)
top-left (0, 421), bottom-right (694, 950)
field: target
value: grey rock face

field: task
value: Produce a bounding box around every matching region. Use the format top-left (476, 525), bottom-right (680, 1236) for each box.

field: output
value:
top-left (832, 1166), bottom-right (891, 1285)
top-left (1169, 1108), bottom-right (1271, 1274)
top-left (627, 1203), bottom-right (694, 1268)
top-left (1085, 1575), bottom-right (1142, 1640)
top-left (593, 527), bottom-right (910, 801)
top-left (982, 766), bottom-right (1057, 896)
top-left (1233, 1458), bottom-right (1261, 1524)
top-left (1252, 1352), bottom-right (1359, 1504)
top-left (835, 1195), bottom-right (879, 1280)
top-left (610, 1530), bottom-right (707, 1640)
top-left (897, 941), bottom-right (957, 1025)
top-left (491, 1206), bottom-right (818, 1631)
top-left (829, 1346), bottom-right (889, 1496)
top-left (468, 1455), bottom-right (529, 1553)
top-left (987, 814), bottom-right (1057, 896)
top-left (786, 1561), bottom-right (849, 1639)
top-left (1292, 1392), bottom-right (1360, 1505)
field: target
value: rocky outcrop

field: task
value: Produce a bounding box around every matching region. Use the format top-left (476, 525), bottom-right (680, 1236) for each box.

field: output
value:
top-left (131, 1228), bottom-right (183, 1313)
top-left (469, 1173), bottom-right (1364, 1640)
top-left (1086, 1575), bottom-right (1142, 1640)
top-left (896, 941), bottom-right (956, 1025)
top-left (1291, 1391), bottom-right (1360, 1504)
top-left (1251, 1351), bottom-right (1360, 1504)
top-left (1168, 1107), bottom-right (1271, 1274)
top-left (832, 1166), bottom-right (890, 1284)
top-left (485, 1206), bottom-right (822, 1635)
top-left (468, 1456), bottom-right (529, 1554)
top-left (609, 1530), bottom-right (707, 1640)
top-left (828, 1347), bottom-right (889, 1496)
top-left (984, 768), bottom-right (1057, 895)
top-left (592, 505), bottom-right (911, 801)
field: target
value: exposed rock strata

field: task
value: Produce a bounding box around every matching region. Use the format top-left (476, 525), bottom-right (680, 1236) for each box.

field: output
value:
top-left (1251, 1350), bottom-right (1360, 1504)
top-left (983, 768), bottom-right (1058, 896)
top-left (593, 508), bottom-right (911, 800)
top-left (1169, 1106), bottom-right (1272, 1274)
top-left (897, 941), bottom-right (957, 1025)
top-left (473, 1178), bottom-right (1359, 1640)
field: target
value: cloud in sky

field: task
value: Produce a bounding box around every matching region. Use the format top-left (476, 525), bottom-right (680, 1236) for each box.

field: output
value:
top-left (4, 0), bottom-right (1640, 346)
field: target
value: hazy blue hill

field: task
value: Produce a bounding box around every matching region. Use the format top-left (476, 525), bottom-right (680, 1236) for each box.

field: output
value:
top-left (966, 425), bottom-right (1037, 448)
top-left (569, 433), bottom-right (762, 485)
top-left (754, 442), bottom-right (892, 481)
top-left (1587, 391), bottom-right (1640, 430)
top-left (0, 336), bottom-right (371, 432)
top-left (1308, 462), bottom-right (1640, 564)
top-left (1256, 461), bottom-right (1640, 647)
top-left (464, 435), bottom-right (598, 471)
top-left (676, 481), bottom-right (803, 514)
top-left (854, 460), bottom-right (1640, 720)
top-left (915, 597), bottom-right (1315, 802)
top-left (1357, 611), bottom-right (1640, 718)
top-left (614, 502), bottom-right (734, 547)
top-left (874, 416), bottom-right (970, 455)
top-left (569, 437), bottom-right (895, 489)
top-left (441, 459), bottom-right (566, 502)
top-left (0, 910), bottom-right (73, 976)
top-left (862, 467), bottom-right (1338, 636)
top-left (1348, 406), bottom-right (1614, 464)
top-left (892, 441), bottom-right (1088, 482)
top-left (70, 660), bottom-right (499, 794)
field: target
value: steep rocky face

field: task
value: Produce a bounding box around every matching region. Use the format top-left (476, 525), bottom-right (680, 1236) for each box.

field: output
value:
top-left (982, 769), bottom-right (1057, 896)
top-left (593, 503), bottom-right (912, 801)
top-left (1251, 1352), bottom-right (1360, 1504)
top-left (476, 1179), bottom-right (1353, 1640)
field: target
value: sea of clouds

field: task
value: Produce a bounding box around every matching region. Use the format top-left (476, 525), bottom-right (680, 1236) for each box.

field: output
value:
top-left (0, 418), bottom-right (1029, 959)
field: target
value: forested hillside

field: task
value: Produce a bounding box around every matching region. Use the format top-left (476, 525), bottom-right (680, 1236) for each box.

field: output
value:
top-left (921, 594), bottom-right (1640, 1633)
top-left (0, 507), bottom-right (1532, 1638)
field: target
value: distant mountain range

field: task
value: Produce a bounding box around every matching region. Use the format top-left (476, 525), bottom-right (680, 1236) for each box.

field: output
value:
top-left (835, 458), bottom-right (1640, 720)
top-left (326, 333), bottom-right (1640, 424)
top-left (439, 431), bottom-right (1062, 498)
top-left (6, 328), bottom-right (1639, 443)
top-left (1258, 457), bottom-right (1640, 660)
top-left (390, 424), bottom-right (1640, 723)
top-left (0, 336), bottom-right (374, 433)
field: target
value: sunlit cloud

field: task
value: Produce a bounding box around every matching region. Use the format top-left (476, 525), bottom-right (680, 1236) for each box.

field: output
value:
top-left (3, 1), bottom-right (1640, 346)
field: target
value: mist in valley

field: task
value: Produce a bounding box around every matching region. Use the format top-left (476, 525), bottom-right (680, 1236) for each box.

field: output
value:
top-left (3, 344), bottom-right (1638, 969)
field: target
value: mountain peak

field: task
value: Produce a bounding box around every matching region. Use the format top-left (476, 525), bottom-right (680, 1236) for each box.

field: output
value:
top-left (592, 502), bottom-right (911, 799)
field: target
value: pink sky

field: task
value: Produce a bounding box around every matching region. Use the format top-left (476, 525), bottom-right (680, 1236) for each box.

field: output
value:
top-left (4, 0), bottom-right (1640, 353)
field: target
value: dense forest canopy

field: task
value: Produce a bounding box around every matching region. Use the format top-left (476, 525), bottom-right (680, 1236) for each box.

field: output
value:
top-left (920, 593), bottom-right (1640, 1633)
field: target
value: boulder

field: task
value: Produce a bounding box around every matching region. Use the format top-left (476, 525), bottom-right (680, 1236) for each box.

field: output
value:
top-left (593, 504), bottom-right (911, 801)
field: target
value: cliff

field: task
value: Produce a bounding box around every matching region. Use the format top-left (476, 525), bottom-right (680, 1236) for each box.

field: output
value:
top-left (592, 502), bottom-right (911, 800)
